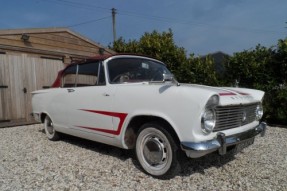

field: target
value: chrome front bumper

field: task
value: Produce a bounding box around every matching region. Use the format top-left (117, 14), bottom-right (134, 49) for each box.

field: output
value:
top-left (181, 122), bottom-right (267, 158)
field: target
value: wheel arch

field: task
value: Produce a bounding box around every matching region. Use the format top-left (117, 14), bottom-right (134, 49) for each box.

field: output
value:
top-left (122, 115), bottom-right (181, 149)
top-left (40, 113), bottom-right (47, 123)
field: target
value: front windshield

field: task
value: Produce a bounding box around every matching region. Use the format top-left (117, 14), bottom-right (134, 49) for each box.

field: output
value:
top-left (108, 58), bottom-right (172, 84)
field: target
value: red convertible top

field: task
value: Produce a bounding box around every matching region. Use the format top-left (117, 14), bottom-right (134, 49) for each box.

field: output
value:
top-left (51, 54), bottom-right (114, 88)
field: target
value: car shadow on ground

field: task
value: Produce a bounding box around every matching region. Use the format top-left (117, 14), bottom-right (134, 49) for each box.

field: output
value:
top-left (39, 129), bottom-right (236, 178)
top-left (179, 152), bottom-right (236, 177)
top-left (39, 129), bottom-right (132, 161)
top-left (130, 150), bottom-right (237, 178)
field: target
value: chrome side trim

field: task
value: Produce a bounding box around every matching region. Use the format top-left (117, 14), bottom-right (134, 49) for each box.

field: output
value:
top-left (181, 122), bottom-right (267, 158)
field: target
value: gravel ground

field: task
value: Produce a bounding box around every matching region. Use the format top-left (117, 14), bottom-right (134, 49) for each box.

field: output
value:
top-left (0, 124), bottom-right (286, 191)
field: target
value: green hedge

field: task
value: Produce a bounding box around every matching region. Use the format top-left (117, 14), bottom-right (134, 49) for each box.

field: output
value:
top-left (112, 30), bottom-right (287, 125)
top-left (223, 41), bottom-right (287, 125)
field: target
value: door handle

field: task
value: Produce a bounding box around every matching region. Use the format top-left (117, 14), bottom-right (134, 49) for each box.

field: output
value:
top-left (67, 89), bottom-right (75, 93)
top-left (103, 93), bottom-right (110, 96)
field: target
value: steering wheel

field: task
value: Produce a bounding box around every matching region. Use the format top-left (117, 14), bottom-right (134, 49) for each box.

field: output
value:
top-left (151, 69), bottom-right (163, 81)
top-left (112, 73), bottom-right (130, 83)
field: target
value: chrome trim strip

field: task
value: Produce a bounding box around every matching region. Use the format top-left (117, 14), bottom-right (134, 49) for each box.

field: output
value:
top-left (181, 122), bottom-right (267, 158)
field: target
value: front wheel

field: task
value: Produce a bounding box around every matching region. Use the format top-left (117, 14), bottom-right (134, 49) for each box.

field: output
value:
top-left (135, 122), bottom-right (181, 179)
top-left (44, 115), bottom-right (60, 141)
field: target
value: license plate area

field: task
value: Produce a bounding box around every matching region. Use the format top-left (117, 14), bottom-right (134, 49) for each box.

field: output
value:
top-left (234, 138), bottom-right (255, 153)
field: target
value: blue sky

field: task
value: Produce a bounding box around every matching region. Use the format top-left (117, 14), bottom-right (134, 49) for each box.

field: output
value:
top-left (0, 0), bottom-right (286, 55)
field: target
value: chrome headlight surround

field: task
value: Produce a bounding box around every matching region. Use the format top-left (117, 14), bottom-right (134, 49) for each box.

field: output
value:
top-left (206, 95), bottom-right (219, 107)
top-left (201, 108), bottom-right (216, 134)
top-left (201, 95), bottom-right (218, 134)
top-left (255, 103), bottom-right (263, 121)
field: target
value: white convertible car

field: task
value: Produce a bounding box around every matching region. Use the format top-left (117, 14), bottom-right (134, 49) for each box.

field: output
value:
top-left (32, 54), bottom-right (266, 178)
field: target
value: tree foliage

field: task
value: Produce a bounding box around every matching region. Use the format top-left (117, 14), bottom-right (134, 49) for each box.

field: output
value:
top-left (177, 54), bottom-right (219, 85)
top-left (111, 29), bottom-right (287, 125)
top-left (112, 30), bottom-right (219, 85)
top-left (113, 30), bottom-right (187, 74)
top-left (225, 40), bottom-right (287, 125)
top-left (225, 45), bottom-right (274, 88)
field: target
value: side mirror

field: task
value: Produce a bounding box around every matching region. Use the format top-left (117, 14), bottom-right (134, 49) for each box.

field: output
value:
top-left (163, 74), bottom-right (180, 86)
top-left (163, 74), bottom-right (174, 82)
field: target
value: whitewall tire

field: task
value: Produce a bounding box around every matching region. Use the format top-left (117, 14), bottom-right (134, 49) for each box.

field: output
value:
top-left (44, 115), bottom-right (60, 141)
top-left (135, 122), bottom-right (181, 179)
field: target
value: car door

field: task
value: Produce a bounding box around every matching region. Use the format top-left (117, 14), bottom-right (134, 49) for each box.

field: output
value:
top-left (61, 61), bottom-right (116, 137)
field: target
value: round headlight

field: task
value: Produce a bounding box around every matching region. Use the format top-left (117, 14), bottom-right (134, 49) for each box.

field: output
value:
top-left (255, 104), bottom-right (263, 121)
top-left (206, 95), bottom-right (219, 107)
top-left (201, 108), bottom-right (216, 134)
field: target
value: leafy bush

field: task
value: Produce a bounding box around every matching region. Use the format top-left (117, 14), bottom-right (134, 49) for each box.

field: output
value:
top-left (112, 30), bottom-right (287, 125)
top-left (224, 40), bottom-right (287, 125)
top-left (112, 29), bottom-right (187, 75)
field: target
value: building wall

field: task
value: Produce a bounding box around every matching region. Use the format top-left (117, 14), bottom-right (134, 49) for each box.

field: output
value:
top-left (0, 52), bottom-right (64, 125)
top-left (0, 29), bottom-right (115, 61)
top-left (0, 28), bottom-right (115, 127)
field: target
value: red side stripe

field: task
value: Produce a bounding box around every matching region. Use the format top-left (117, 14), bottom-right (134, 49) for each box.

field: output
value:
top-left (76, 109), bottom-right (128, 135)
top-left (219, 92), bottom-right (236, 96)
top-left (236, 92), bottom-right (249, 95)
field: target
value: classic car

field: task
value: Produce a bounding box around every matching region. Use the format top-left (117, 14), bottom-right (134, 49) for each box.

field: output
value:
top-left (31, 54), bottom-right (266, 178)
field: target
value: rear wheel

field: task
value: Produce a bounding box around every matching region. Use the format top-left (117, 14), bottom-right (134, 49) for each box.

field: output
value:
top-left (135, 122), bottom-right (181, 179)
top-left (44, 115), bottom-right (60, 141)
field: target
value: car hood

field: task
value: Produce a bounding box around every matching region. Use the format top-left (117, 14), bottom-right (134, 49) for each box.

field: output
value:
top-left (178, 83), bottom-right (264, 106)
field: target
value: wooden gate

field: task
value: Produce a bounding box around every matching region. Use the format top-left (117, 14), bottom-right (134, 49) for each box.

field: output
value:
top-left (0, 54), bottom-right (9, 122)
top-left (0, 53), bottom-right (64, 126)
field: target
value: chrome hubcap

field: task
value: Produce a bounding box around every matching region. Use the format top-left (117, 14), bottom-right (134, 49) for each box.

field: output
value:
top-left (46, 119), bottom-right (54, 135)
top-left (143, 136), bottom-right (167, 165)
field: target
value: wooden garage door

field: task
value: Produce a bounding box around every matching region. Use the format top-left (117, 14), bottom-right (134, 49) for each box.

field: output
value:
top-left (0, 54), bottom-right (10, 122)
top-left (0, 53), bottom-right (64, 124)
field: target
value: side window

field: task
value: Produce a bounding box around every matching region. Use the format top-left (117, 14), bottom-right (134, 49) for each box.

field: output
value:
top-left (107, 58), bottom-right (171, 83)
top-left (62, 62), bottom-right (106, 87)
top-left (62, 65), bottom-right (77, 87)
top-left (77, 62), bottom-right (98, 87)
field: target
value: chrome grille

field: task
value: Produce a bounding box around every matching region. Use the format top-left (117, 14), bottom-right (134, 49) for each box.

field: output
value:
top-left (214, 103), bottom-right (258, 131)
